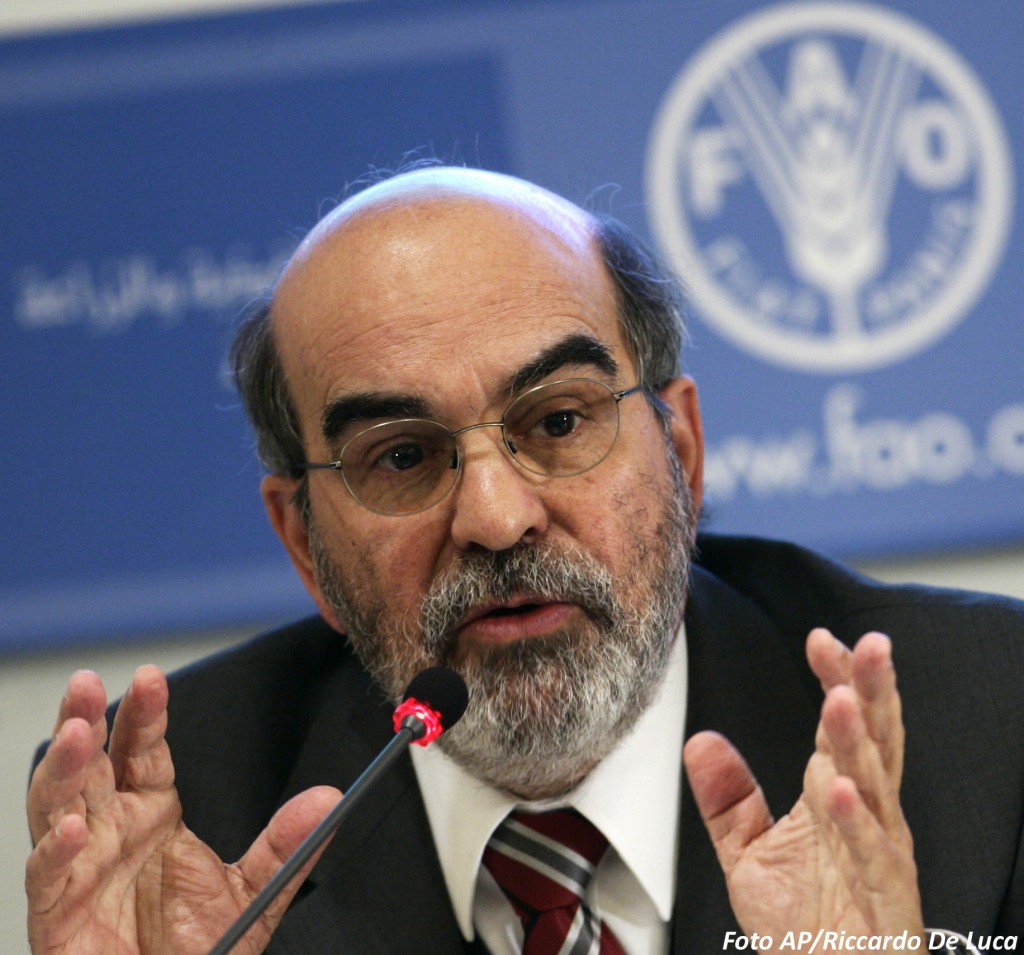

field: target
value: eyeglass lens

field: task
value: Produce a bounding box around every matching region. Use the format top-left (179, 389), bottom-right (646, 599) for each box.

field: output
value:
top-left (341, 378), bottom-right (624, 515)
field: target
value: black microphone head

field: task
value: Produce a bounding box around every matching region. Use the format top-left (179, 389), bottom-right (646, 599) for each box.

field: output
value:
top-left (402, 667), bottom-right (469, 731)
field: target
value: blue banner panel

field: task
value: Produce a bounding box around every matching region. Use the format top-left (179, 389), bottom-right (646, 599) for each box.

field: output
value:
top-left (2, 0), bottom-right (1021, 650)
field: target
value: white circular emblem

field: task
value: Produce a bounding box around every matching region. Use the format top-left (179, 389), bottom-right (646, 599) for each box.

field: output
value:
top-left (646, 2), bottom-right (1013, 373)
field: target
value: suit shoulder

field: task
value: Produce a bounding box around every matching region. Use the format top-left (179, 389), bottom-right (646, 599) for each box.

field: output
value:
top-left (692, 531), bottom-right (1024, 675)
top-left (165, 615), bottom-right (355, 698)
top-left (161, 614), bottom-right (378, 750)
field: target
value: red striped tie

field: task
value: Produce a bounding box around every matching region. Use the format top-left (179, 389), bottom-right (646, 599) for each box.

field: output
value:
top-left (483, 809), bottom-right (627, 955)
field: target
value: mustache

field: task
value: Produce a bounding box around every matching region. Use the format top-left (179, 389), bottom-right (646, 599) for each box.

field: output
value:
top-left (418, 543), bottom-right (618, 651)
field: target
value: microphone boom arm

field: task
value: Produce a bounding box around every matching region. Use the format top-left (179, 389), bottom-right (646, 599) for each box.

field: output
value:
top-left (207, 725), bottom-right (416, 955)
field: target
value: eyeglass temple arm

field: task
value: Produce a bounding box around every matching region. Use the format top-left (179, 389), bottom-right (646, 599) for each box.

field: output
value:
top-left (614, 384), bottom-right (645, 402)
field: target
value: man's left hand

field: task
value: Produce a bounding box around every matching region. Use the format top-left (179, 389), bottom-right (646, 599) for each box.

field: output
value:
top-left (684, 628), bottom-right (924, 953)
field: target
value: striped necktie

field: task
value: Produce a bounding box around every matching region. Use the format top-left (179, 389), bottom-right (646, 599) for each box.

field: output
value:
top-left (482, 809), bottom-right (627, 955)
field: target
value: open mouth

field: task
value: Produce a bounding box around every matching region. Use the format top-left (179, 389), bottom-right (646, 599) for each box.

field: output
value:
top-left (461, 596), bottom-right (553, 626)
top-left (458, 599), bottom-right (577, 644)
top-left (484, 603), bottom-right (542, 618)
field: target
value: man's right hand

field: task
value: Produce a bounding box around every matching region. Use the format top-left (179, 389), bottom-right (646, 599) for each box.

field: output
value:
top-left (26, 665), bottom-right (339, 955)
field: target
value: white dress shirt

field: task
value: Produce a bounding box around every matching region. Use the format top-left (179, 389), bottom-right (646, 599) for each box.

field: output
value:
top-left (409, 627), bottom-right (688, 955)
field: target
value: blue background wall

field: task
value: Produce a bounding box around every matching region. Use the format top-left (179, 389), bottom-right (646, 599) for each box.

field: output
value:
top-left (2, 0), bottom-right (1021, 649)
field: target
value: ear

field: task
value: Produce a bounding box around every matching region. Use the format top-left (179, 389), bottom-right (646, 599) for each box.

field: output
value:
top-left (260, 474), bottom-right (343, 631)
top-left (656, 375), bottom-right (704, 514)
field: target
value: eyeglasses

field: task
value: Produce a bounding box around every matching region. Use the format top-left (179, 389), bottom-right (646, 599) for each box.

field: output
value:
top-left (302, 377), bottom-right (643, 516)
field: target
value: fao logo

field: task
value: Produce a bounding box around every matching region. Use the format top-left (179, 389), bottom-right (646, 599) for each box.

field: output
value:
top-left (646, 2), bottom-right (1013, 373)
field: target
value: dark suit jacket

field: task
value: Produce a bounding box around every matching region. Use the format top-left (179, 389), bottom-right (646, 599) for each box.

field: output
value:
top-left (119, 534), bottom-right (1024, 951)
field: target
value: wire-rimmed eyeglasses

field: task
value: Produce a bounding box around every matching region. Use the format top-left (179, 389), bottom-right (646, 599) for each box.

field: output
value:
top-left (302, 377), bottom-right (643, 516)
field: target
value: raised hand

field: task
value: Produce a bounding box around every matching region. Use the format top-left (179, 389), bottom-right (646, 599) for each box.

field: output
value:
top-left (26, 665), bottom-right (339, 955)
top-left (684, 629), bottom-right (924, 952)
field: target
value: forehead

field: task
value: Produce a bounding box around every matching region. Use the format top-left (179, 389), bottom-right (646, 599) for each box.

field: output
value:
top-left (271, 175), bottom-right (626, 423)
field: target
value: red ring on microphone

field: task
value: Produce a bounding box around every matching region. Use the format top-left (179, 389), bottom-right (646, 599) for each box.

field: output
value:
top-left (393, 698), bottom-right (444, 746)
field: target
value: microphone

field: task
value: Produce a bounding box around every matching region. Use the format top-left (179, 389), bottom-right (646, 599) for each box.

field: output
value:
top-left (395, 666), bottom-right (470, 743)
top-left (208, 667), bottom-right (468, 955)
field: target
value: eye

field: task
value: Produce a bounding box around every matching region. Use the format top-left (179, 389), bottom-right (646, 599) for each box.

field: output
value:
top-left (376, 441), bottom-right (426, 472)
top-left (345, 420), bottom-right (455, 484)
top-left (512, 394), bottom-right (593, 443)
top-left (353, 426), bottom-right (453, 477)
top-left (537, 409), bottom-right (581, 438)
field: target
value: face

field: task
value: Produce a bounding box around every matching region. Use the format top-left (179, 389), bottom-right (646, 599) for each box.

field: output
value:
top-left (263, 170), bottom-right (704, 799)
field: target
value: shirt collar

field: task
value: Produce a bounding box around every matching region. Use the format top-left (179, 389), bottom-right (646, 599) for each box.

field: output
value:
top-left (410, 625), bottom-right (688, 938)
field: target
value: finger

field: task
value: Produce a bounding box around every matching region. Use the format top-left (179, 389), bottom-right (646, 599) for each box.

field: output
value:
top-left (806, 627), bottom-right (853, 692)
top-left (228, 787), bottom-right (342, 943)
top-left (50, 670), bottom-right (108, 735)
top-left (825, 776), bottom-right (923, 931)
top-left (821, 685), bottom-right (903, 835)
top-left (24, 813), bottom-right (91, 916)
top-left (28, 695), bottom-right (114, 845)
top-left (107, 665), bottom-right (173, 793)
top-left (850, 633), bottom-right (904, 781)
top-left (683, 731), bottom-right (773, 874)
top-left (28, 719), bottom-right (89, 842)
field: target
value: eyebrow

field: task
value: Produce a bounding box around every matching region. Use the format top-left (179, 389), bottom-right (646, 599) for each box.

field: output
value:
top-left (321, 393), bottom-right (433, 446)
top-left (499, 333), bottom-right (620, 396)
top-left (320, 332), bottom-right (621, 444)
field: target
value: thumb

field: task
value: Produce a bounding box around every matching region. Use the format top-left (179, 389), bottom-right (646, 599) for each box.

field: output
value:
top-left (230, 785), bottom-right (342, 943)
top-left (684, 731), bottom-right (773, 873)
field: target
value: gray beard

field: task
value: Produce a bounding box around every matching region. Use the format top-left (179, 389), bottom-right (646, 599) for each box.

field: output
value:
top-left (310, 450), bottom-right (696, 799)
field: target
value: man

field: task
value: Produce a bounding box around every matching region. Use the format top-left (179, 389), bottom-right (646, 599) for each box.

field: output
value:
top-left (26, 167), bottom-right (1024, 954)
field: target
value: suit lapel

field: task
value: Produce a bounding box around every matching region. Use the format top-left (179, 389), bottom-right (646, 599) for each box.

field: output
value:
top-left (266, 663), bottom-right (467, 954)
top-left (672, 565), bottom-right (822, 953)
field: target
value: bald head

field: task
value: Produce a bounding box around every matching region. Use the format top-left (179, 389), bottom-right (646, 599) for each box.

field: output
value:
top-left (289, 166), bottom-right (596, 265)
top-left (274, 169), bottom-right (629, 462)
top-left (231, 166), bottom-right (687, 482)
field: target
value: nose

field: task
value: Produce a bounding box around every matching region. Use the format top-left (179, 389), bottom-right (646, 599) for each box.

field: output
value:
top-left (448, 428), bottom-right (549, 552)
